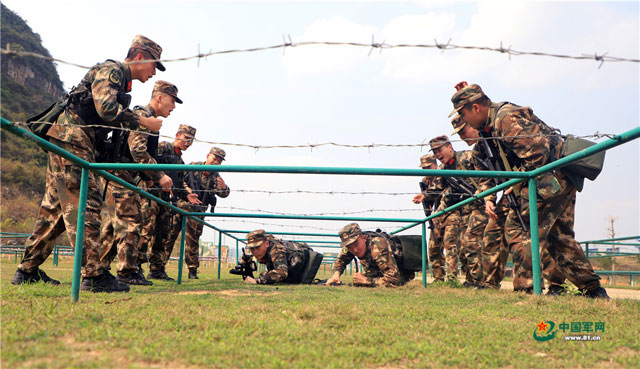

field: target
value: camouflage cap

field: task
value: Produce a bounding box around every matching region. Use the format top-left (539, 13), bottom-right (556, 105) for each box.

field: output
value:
top-left (428, 135), bottom-right (451, 151)
top-left (153, 80), bottom-right (182, 104)
top-left (177, 124), bottom-right (196, 138)
top-left (338, 223), bottom-right (362, 249)
top-left (130, 35), bottom-right (165, 71)
top-left (450, 115), bottom-right (467, 136)
top-left (419, 154), bottom-right (437, 168)
top-left (209, 147), bottom-right (226, 161)
top-left (246, 229), bottom-right (267, 249)
top-left (448, 83), bottom-right (486, 118)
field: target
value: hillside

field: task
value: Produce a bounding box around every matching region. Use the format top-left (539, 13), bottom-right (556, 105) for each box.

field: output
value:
top-left (1, 4), bottom-right (66, 232)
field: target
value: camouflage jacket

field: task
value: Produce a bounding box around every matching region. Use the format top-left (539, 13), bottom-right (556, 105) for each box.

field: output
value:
top-left (332, 235), bottom-right (405, 287)
top-left (48, 60), bottom-right (139, 148)
top-left (433, 150), bottom-right (483, 214)
top-left (128, 104), bottom-right (165, 183)
top-left (183, 161), bottom-right (230, 210)
top-left (473, 102), bottom-right (563, 200)
top-left (157, 141), bottom-right (188, 201)
top-left (256, 241), bottom-right (308, 284)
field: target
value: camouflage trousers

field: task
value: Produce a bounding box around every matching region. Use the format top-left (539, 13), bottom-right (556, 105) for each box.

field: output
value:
top-left (428, 222), bottom-right (445, 282)
top-left (185, 209), bottom-right (207, 270)
top-left (98, 180), bottom-right (142, 276)
top-left (441, 210), bottom-right (461, 281)
top-left (483, 197), bottom-right (565, 289)
top-left (149, 200), bottom-right (192, 272)
top-left (482, 198), bottom-right (510, 289)
top-left (18, 139), bottom-right (103, 278)
top-left (460, 206), bottom-right (487, 285)
top-left (138, 184), bottom-right (162, 266)
top-left (505, 172), bottom-right (599, 291)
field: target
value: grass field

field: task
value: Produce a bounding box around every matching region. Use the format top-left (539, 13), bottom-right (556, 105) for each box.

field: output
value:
top-left (2, 259), bottom-right (639, 369)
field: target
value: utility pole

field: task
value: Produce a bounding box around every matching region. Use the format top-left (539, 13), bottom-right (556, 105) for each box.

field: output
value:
top-left (606, 216), bottom-right (618, 286)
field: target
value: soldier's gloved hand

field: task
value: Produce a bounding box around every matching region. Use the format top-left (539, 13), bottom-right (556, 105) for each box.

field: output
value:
top-left (352, 272), bottom-right (368, 285)
top-left (485, 200), bottom-right (498, 220)
top-left (326, 272), bottom-right (341, 286)
top-left (216, 177), bottom-right (227, 189)
top-left (244, 276), bottom-right (257, 284)
top-left (187, 193), bottom-right (202, 205)
top-left (412, 194), bottom-right (425, 204)
top-left (159, 175), bottom-right (173, 193)
top-left (140, 116), bottom-right (163, 132)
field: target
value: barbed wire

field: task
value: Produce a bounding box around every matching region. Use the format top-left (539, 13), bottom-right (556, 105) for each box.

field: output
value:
top-left (214, 206), bottom-right (422, 216)
top-left (3, 39), bottom-right (638, 71)
top-left (13, 121), bottom-right (617, 151)
top-left (137, 186), bottom-right (450, 196)
top-left (205, 219), bottom-right (343, 232)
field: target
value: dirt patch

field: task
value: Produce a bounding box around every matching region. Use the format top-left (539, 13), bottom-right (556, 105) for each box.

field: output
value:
top-left (178, 289), bottom-right (272, 297)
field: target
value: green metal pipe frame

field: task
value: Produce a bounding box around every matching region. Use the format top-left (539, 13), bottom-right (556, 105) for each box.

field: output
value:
top-left (581, 235), bottom-right (640, 243)
top-left (528, 177), bottom-right (542, 295)
top-left (177, 217), bottom-right (187, 284)
top-left (3, 118), bottom-right (640, 299)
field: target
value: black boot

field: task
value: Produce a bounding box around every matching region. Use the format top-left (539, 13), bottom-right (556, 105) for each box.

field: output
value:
top-left (546, 285), bottom-right (567, 296)
top-left (583, 286), bottom-right (610, 300)
top-left (80, 271), bottom-right (130, 293)
top-left (117, 272), bottom-right (153, 286)
top-left (147, 269), bottom-right (174, 281)
top-left (188, 268), bottom-right (199, 279)
top-left (11, 268), bottom-right (60, 285)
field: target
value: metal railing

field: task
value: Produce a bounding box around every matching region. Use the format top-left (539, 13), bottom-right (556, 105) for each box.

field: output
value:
top-left (2, 117), bottom-right (639, 301)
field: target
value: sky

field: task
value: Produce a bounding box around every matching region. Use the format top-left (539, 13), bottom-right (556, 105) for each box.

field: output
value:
top-left (2, 0), bottom-right (639, 253)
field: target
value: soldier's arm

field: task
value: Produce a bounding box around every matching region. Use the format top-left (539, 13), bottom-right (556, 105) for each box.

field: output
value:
top-left (360, 238), bottom-right (404, 287)
top-left (495, 108), bottom-right (552, 172)
top-left (91, 67), bottom-right (139, 129)
top-left (214, 175), bottom-right (230, 198)
top-left (256, 246), bottom-right (289, 284)
top-left (128, 128), bottom-right (165, 183)
top-left (331, 249), bottom-right (355, 275)
top-left (470, 145), bottom-right (496, 204)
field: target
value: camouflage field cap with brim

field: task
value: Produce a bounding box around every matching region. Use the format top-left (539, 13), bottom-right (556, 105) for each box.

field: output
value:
top-left (419, 154), bottom-right (438, 168)
top-left (450, 115), bottom-right (467, 136)
top-left (339, 223), bottom-right (362, 249)
top-left (130, 35), bottom-right (165, 71)
top-left (246, 229), bottom-right (267, 249)
top-left (448, 83), bottom-right (486, 118)
top-left (177, 124), bottom-right (196, 138)
top-left (153, 80), bottom-right (182, 104)
top-left (428, 135), bottom-right (451, 151)
top-left (209, 147), bottom-right (226, 161)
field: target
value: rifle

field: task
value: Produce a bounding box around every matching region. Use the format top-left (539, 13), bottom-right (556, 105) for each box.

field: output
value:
top-left (418, 181), bottom-right (435, 229)
top-left (442, 176), bottom-right (475, 206)
top-left (229, 248), bottom-right (258, 280)
top-left (479, 132), bottom-right (528, 232)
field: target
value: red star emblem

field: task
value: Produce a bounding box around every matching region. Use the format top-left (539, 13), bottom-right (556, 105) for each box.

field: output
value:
top-left (537, 321), bottom-right (548, 332)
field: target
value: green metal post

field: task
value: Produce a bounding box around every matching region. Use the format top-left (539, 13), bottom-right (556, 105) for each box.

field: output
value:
top-left (421, 222), bottom-right (427, 288)
top-left (71, 168), bottom-right (89, 302)
top-left (177, 216), bottom-right (187, 285)
top-left (14, 250), bottom-right (18, 263)
top-left (218, 231), bottom-right (222, 279)
top-left (235, 239), bottom-right (239, 263)
top-left (528, 177), bottom-right (542, 295)
top-left (53, 246), bottom-right (57, 266)
top-left (585, 242), bottom-right (589, 258)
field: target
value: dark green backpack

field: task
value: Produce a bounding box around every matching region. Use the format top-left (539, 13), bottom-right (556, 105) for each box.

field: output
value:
top-left (559, 135), bottom-right (606, 192)
top-left (25, 97), bottom-right (68, 141)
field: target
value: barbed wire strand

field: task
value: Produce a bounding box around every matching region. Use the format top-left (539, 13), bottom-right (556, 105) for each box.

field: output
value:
top-left (140, 186), bottom-right (465, 196)
top-left (12, 121), bottom-right (617, 151)
top-left (3, 39), bottom-right (638, 70)
top-left (214, 206), bottom-right (424, 216)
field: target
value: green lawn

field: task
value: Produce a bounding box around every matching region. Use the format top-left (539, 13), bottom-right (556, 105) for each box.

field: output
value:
top-left (2, 259), bottom-right (639, 369)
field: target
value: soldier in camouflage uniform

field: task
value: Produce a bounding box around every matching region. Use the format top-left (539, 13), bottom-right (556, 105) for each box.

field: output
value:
top-left (147, 125), bottom-right (202, 280)
top-left (454, 111), bottom-right (564, 291)
top-left (326, 223), bottom-right (413, 287)
top-left (129, 81), bottom-right (181, 275)
top-left (450, 82), bottom-right (608, 298)
top-left (243, 229), bottom-right (317, 284)
top-left (429, 135), bottom-right (484, 285)
top-left (412, 154), bottom-right (445, 282)
top-left (183, 147), bottom-right (230, 279)
top-left (11, 35), bottom-right (164, 293)
top-left (98, 81), bottom-right (181, 286)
